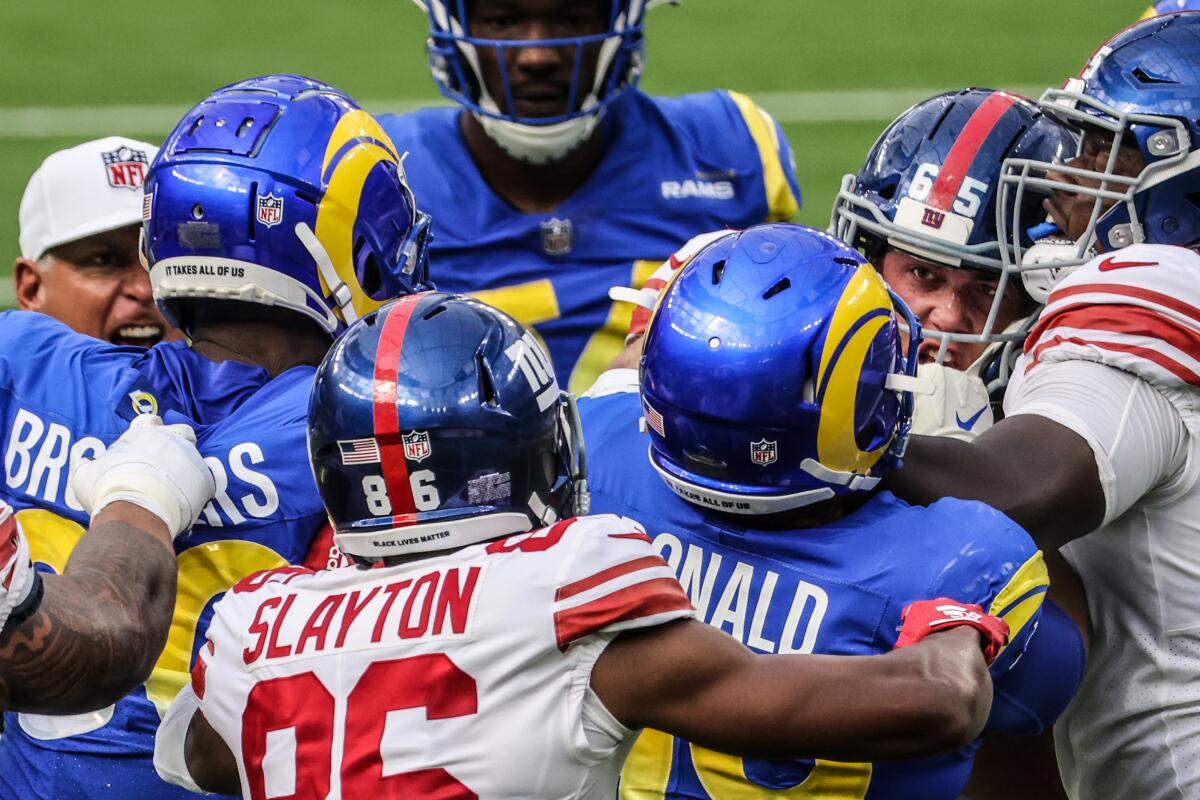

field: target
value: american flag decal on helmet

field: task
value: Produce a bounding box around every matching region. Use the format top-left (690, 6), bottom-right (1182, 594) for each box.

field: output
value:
top-left (338, 438), bottom-right (381, 465)
top-left (643, 401), bottom-right (665, 436)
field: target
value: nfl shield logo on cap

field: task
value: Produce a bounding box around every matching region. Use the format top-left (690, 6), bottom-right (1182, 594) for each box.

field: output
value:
top-left (101, 146), bottom-right (149, 190)
top-left (256, 193), bottom-right (284, 228)
top-left (402, 430), bottom-right (432, 463)
top-left (750, 439), bottom-right (777, 466)
top-left (540, 217), bottom-right (573, 256)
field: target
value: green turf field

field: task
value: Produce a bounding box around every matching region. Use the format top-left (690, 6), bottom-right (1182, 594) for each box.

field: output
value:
top-left (0, 0), bottom-right (1141, 306)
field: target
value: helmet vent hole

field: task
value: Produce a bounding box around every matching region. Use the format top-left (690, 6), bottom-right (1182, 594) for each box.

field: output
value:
top-left (422, 304), bottom-right (448, 321)
top-left (294, 189), bottom-right (321, 206)
top-left (236, 117), bottom-right (256, 138)
top-left (877, 182), bottom-right (897, 201)
top-left (476, 352), bottom-right (500, 407)
top-left (187, 116), bottom-right (204, 137)
top-left (711, 259), bottom-right (727, 284)
top-left (1132, 67), bottom-right (1176, 85)
top-left (762, 277), bottom-right (791, 300)
top-left (833, 256), bottom-right (859, 267)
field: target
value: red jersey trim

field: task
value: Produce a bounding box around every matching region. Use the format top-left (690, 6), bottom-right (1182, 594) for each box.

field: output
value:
top-left (554, 555), bottom-right (669, 602)
top-left (553, 577), bottom-right (692, 651)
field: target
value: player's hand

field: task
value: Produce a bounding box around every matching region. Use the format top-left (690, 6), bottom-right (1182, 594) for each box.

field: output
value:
top-left (909, 362), bottom-right (993, 441)
top-left (610, 229), bottom-right (735, 341)
top-left (71, 414), bottom-right (215, 540)
top-left (895, 598), bottom-right (1009, 666)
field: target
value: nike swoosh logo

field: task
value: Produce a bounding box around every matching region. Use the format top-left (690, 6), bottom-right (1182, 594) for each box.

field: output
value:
top-left (956, 406), bottom-right (989, 431)
top-left (1099, 257), bottom-right (1158, 271)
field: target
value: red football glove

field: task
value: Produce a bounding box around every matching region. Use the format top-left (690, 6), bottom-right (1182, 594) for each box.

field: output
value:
top-left (610, 230), bottom-right (737, 341)
top-left (894, 598), bottom-right (1010, 666)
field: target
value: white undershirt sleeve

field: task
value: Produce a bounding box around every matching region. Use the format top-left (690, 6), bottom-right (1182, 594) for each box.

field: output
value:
top-left (1004, 359), bottom-right (1189, 527)
top-left (153, 683), bottom-right (209, 795)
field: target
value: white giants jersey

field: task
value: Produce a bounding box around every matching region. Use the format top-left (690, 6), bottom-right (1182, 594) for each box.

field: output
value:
top-left (0, 502), bottom-right (36, 632)
top-left (1008, 244), bottom-right (1200, 799)
top-left (192, 514), bottom-right (694, 800)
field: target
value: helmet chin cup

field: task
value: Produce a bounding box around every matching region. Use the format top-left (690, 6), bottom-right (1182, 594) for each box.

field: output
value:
top-left (1018, 236), bottom-right (1093, 304)
top-left (475, 111), bottom-right (603, 165)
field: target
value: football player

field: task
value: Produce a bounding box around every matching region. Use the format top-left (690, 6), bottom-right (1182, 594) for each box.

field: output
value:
top-left (379, 0), bottom-right (800, 393)
top-left (833, 89), bottom-right (1074, 386)
top-left (580, 224), bottom-right (1080, 799)
top-left (886, 13), bottom-right (1200, 799)
top-left (0, 415), bottom-right (213, 712)
top-left (154, 292), bottom-right (1006, 798)
top-left (0, 75), bottom-right (430, 799)
top-left (14, 137), bottom-right (181, 348)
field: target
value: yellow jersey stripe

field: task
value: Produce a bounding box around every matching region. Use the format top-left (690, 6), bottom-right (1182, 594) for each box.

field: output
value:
top-left (727, 91), bottom-right (800, 222)
top-left (987, 550), bottom-right (1050, 654)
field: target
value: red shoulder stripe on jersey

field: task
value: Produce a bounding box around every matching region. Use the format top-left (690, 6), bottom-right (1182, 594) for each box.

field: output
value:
top-left (554, 577), bottom-right (692, 651)
top-left (1025, 334), bottom-right (1200, 385)
top-left (927, 92), bottom-right (1019, 212)
top-left (608, 531), bottom-right (653, 543)
top-left (373, 295), bottom-right (424, 516)
top-left (555, 555), bottom-right (669, 602)
top-left (1029, 304), bottom-right (1200, 365)
top-left (1044, 283), bottom-right (1200, 328)
top-left (232, 566), bottom-right (314, 594)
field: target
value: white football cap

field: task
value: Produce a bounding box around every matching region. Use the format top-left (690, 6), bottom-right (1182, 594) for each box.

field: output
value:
top-left (18, 136), bottom-right (159, 260)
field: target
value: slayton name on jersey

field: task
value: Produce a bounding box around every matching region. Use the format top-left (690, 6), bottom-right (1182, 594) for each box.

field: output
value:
top-left (4, 406), bottom-right (278, 526)
top-left (239, 563), bottom-right (482, 666)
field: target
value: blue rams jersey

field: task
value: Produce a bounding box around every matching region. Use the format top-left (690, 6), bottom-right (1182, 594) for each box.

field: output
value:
top-left (379, 89), bottom-right (800, 394)
top-left (579, 381), bottom-right (1074, 800)
top-left (0, 312), bottom-right (325, 799)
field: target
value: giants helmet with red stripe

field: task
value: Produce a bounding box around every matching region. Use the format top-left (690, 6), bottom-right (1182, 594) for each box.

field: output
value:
top-left (308, 293), bottom-right (588, 565)
top-left (833, 89), bottom-right (1075, 356)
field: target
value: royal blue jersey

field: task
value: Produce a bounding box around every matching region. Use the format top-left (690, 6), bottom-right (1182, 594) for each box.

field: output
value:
top-left (379, 89), bottom-right (800, 394)
top-left (579, 379), bottom-right (1081, 800)
top-left (0, 311), bottom-right (325, 800)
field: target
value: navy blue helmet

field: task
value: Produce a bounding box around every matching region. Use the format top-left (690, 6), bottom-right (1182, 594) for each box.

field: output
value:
top-left (1001, 13), bottom-right (1200, 268)
top-left (308, 292), bottom-right (588, 565)
top-left (641, 224), bottom-right (921, 515)
top-left (833, 88), bottom-right (1075, 359)
top-left (143, 74), bottom-right (432, 336)
top-left (834, 88), bottom-right (1075, 273)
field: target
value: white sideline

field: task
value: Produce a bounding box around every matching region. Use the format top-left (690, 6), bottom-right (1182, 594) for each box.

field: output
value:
top-left (0, 86), bottom-right (1046, 138)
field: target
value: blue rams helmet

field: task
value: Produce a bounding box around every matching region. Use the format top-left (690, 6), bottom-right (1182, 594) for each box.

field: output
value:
top-left (999, 13), bottom-right (1200, 272)
top-left (142, 74), bottom-right (432, 336)
top-left (1142, 0), bottom-right (1200, 18)
top-left (640, 224), bottom-right (921, 515)
top-left (308, 292), bottom-right (588, 564)
top-left (414, 0), bottom-right (678, 163)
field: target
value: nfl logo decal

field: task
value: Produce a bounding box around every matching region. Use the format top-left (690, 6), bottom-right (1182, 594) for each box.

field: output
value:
top-left (402, 430), bottom-right (432, 463)
top-left (256, 194), bottom-right (284, 228)
top-left (541, 217), bottom-right (573, 256)
top-left (750, 439), bottom-right (777, 467)
top-left (101, 147), bottom-right (149, 190)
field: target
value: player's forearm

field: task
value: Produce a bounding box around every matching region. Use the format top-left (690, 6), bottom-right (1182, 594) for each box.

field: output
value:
top-left (884, 415), bottom-right (1105, 549)
top-left (0, 505), bottom-right (176, 713)
top-left (681, 628), bottom-right (992, 761)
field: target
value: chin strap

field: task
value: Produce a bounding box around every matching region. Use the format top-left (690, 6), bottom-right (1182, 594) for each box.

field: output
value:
top-left (296, 222), bottom-right (358, 327)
